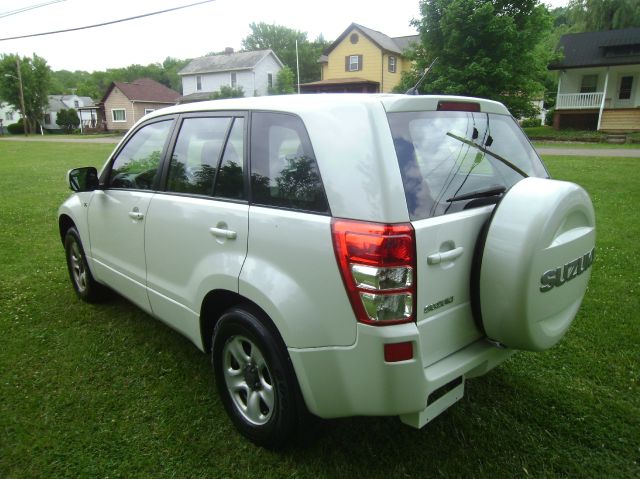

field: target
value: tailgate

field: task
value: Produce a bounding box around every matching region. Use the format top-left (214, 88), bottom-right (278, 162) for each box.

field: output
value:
top-left (412, 207), bottom-right (491, 367)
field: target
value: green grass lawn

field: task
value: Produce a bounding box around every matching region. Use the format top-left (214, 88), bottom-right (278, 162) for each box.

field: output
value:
top-left (1, 142), bottom-right (638, 478)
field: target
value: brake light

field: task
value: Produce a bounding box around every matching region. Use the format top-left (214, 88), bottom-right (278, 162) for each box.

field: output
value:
top-left (437, 101), bottom-right (481, 112)
top-left (331, 219), bottom-right (416, 325)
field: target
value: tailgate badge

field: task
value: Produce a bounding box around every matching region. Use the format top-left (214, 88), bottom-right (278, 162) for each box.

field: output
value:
top-left (424, 296), bottom-right (454, 313)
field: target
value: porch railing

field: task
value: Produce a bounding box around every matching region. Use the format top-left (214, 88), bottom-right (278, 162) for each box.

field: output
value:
top-left (556, 92), bottom-right (604, 109)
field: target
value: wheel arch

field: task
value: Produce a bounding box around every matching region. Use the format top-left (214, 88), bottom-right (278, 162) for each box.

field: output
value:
top-left (59, 214), bottom-right (75, 245)
top-left (199, 290), bottom-right (286, 354)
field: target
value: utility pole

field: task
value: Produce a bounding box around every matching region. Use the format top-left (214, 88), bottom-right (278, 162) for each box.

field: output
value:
top-left (15, 56), bottom-right (28, 135)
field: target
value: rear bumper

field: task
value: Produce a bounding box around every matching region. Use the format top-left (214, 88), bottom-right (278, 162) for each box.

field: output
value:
top-left (288, 323), bottom-right (514, 426)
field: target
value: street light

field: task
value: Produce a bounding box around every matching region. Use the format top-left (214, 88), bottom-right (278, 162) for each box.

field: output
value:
top-left (3, 57), bottom-right (28, 135)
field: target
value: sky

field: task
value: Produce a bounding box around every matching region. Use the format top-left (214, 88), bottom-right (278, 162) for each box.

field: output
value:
top-left (0, 0), bottom-right (570, 72)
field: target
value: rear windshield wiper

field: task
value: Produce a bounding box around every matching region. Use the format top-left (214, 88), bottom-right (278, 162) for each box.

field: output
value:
top-left (445, 131), bottom-right (529, 178)
top-left (446, 185), bottom-right (506, 202)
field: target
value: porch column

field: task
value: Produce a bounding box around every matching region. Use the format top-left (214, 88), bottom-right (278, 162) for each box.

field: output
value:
top-left (556, 71), bottom-right (563, 107)
top-left (597, 68), bottom-right (609, 131)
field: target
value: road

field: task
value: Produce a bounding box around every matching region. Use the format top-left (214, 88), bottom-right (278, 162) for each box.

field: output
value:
top-left (535, 147), bottom-right (640, 157)
top-left (0, 135), bottom-right (121, 144)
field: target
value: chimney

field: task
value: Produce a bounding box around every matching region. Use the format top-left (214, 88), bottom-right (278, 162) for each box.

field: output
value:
top-left (224, 47), bottom-right (234, 55)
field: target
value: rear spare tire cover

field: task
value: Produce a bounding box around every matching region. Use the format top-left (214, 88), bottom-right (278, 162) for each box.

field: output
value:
top-left (475, 177), bottom-right (595, 351)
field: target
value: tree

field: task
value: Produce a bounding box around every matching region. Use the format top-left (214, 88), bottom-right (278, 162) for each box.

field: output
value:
top-left (404, 0), bottom-right (554, 118)
top-left (0, 53), bottom-right (51, 134)
top-left (242, 23), bottom-right (330, 85)
top-left (270, 67), bottom-right (295, 94)
top-left (567, 0), bottom-right (640, 31)
top-left (56, 108), bottom-right (80, 133)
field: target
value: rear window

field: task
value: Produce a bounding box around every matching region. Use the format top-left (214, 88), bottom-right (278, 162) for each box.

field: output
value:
top-left (387, 111), bottom-right (548, 220)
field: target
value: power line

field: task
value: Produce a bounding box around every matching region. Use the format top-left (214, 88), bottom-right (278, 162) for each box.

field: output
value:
top-left (0, 0), bottom-right (66, 20)
top-left (0, 0), bottom-right (216, 42)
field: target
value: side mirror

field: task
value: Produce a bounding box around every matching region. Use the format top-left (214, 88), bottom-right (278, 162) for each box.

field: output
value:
top-left (68, 167), bottom-right (99, 192)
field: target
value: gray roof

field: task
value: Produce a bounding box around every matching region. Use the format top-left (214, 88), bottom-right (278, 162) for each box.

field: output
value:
top-left (47, 95), bottom-right (96, 111)
top-left (179, 49), bottom-right (283, 75)
top-left (47, 96), bottom-right (67, 112)
top-left (549, 27), bottom-right (640, 70)
top-left (325, 23), bottom-right (419, 56)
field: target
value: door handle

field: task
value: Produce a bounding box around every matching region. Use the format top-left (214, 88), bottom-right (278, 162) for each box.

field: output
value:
top-left (427, 246), bottom-right (464, 265)
top-left (209, 227), bottom-right (237, 240)
top-left (128, 211), bottom-right (144, 220)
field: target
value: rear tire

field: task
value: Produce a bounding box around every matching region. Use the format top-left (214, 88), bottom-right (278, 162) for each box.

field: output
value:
top-left (212, 306), bottom-right (306, 449)
top-left (64, 227), bottom-right (109, 303)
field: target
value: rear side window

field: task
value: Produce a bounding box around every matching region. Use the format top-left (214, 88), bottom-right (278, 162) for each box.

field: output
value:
top-left (167, 117), bottom-right (231, 196)
top-left (250, 112), bottom-right (328, 213)
top-left (387, 111), bottom-right (548, 220)
top-left (214, 118), bottom-right (245, 200)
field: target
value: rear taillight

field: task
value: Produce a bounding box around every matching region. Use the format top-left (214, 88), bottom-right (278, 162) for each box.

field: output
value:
top-left (331, 219), bottom-right (416, 325)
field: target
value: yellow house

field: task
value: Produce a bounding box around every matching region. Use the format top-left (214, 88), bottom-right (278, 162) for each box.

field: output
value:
top-left (301, 23), bottom-right (419, 93)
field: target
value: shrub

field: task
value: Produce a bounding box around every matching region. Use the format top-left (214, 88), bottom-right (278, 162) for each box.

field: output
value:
top-left (521, 117), bottom-right (542, 128)
top-left (545, 108), bottom-right (555, 126)
top-left (210, 85), bottom-right (245, 100)
top-left (7, 118), bottom-right (24, 134)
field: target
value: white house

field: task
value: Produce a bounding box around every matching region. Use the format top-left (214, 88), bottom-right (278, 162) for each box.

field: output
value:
top-left (0, 101), bottom-right (21, 132)
top-left (43, 95), bottom-right (99, 132)
top-left (179, 49), bottom-right (283, 102)
top-left (549, 27), bottom-right (640, 131)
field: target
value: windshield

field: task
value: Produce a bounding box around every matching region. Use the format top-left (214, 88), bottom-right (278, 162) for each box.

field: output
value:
top-left (387, 111), bottom-right (548, 220)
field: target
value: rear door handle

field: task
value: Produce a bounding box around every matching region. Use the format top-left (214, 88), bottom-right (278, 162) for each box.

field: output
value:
top-left (209, 227), bottom-right (237, 240)
top-left (128, 211), bottom-right (144, 220)
top-left (427, 246), bottom-right (464, 265)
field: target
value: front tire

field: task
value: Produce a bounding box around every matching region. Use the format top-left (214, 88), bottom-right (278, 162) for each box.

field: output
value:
top-left (212, 306), bottom-right (305, 448)
top-left (64, 226), bottom-right (108, 302)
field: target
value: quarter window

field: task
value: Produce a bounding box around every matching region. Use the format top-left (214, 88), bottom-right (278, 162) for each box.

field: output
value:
top-left (112, 109), bottom-right (126, 122)
top-left (166, 117), bottom-right (232, 196)
top-left (250, 112), bottom-right (328, 213)
top-left (109, 120), bottom-right (172, 190)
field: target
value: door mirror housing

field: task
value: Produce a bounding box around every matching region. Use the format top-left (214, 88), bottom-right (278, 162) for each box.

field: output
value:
top-left (68, 167), bottom-right (99, 192)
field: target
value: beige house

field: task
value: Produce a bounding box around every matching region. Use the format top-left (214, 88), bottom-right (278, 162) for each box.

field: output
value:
top-left (102, 78), bottom-right (180, 131)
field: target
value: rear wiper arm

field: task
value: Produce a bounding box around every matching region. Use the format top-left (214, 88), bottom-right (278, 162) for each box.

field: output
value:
top-left (445, 131), bottom-right (529, 178)
top-left (446, 186), bottom-right (506, 202)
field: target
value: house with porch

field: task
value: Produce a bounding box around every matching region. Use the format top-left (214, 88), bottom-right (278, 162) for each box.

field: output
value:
top-left (549, 27), bottom-right (640, 131)
top-left (43, 95), bottom-right (98, 133)
top-left (300, 23), bottom-right (419, 94)
top-left (178, 49), bottom-right (283, 102)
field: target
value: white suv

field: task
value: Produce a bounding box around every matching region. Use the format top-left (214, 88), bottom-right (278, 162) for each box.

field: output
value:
top-left (59, 94), bottom-right (595, 448)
